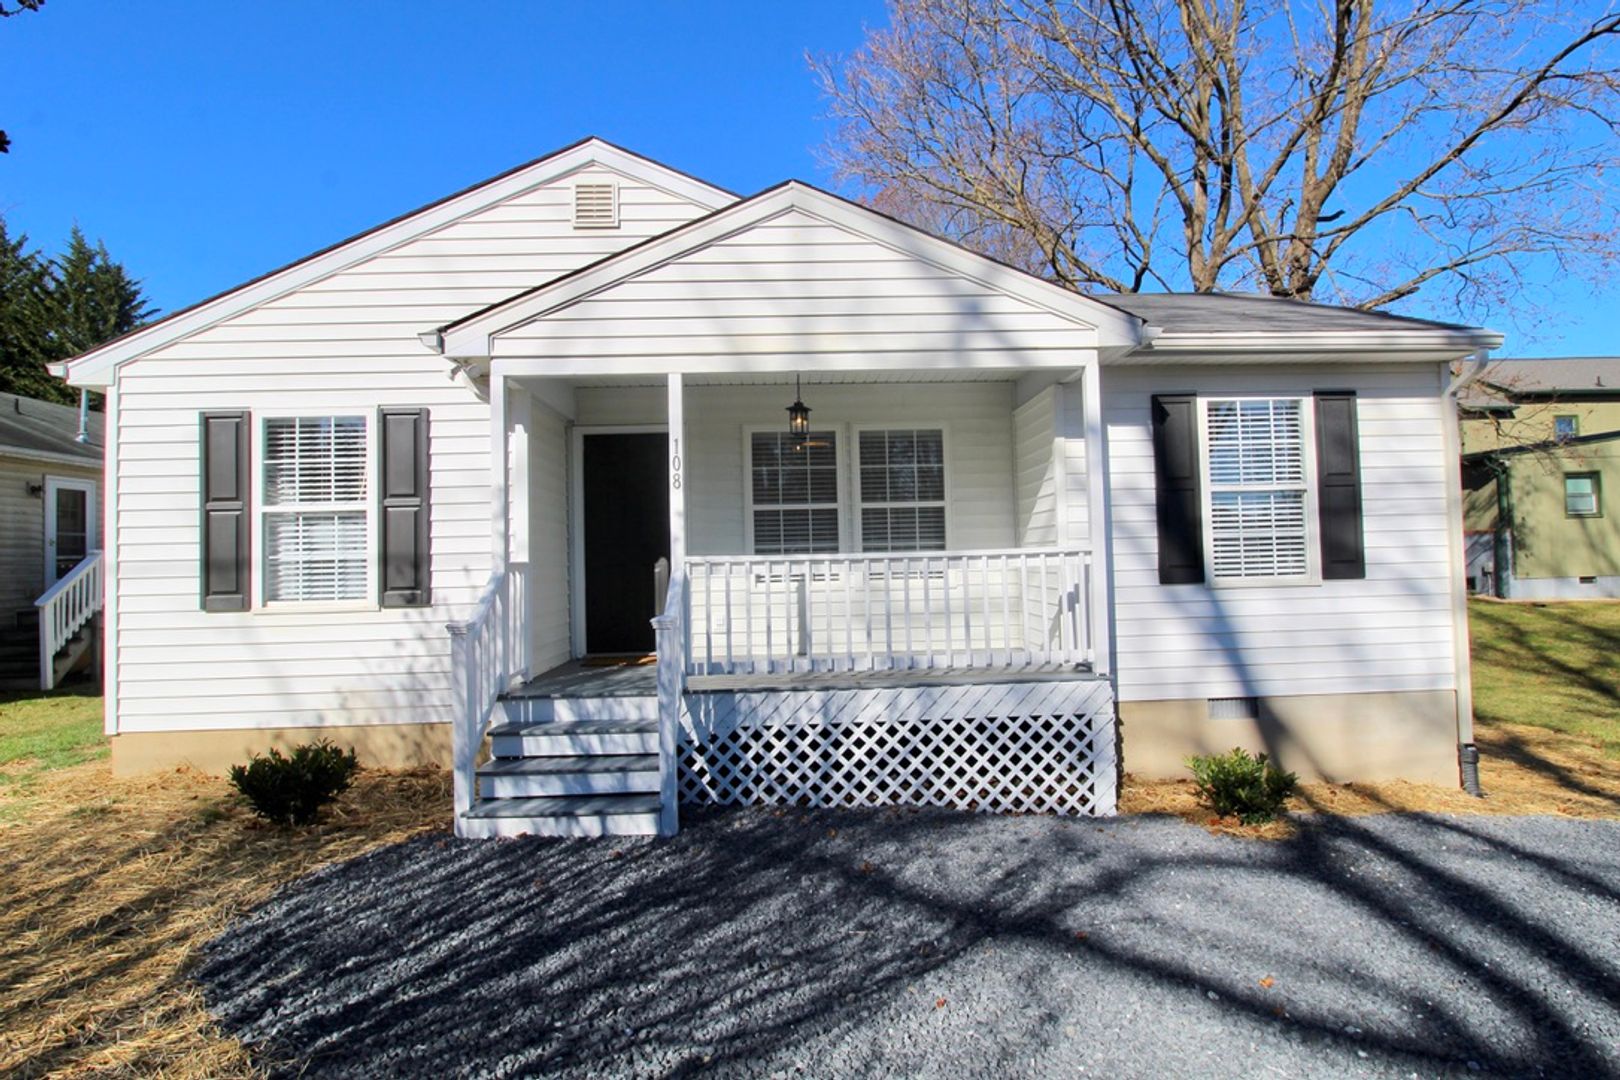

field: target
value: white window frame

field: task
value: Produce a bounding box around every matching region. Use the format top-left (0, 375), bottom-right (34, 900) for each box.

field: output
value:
top-left (851, 423), bottom-right (951, 553)
top-left (1197, 394), bottom-right (1321, 588)
top-left (1565, 471), bottom-right (1602, 518)
top-left (252, 411), bottom-right (378, 612)
top-left (742, 423), bottom-right (848, 556)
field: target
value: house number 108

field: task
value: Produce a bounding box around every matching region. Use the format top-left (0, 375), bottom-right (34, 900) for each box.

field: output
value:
top-left (671, 438), bottom-right (682, 490)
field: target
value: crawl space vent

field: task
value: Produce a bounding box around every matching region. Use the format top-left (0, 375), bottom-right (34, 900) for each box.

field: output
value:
top-left (1207, 696), bottom-right (1260, 721)
top-left (573, 182), bottom-right (618, 228)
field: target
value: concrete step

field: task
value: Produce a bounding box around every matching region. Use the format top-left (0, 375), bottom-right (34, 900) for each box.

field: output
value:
top-left (461, 793), bottom-right (662, 838)
top-left (489, 718), bottom-right (658, 758)
top-left (499, 694), bottom-right (659, 725)
top-left (478, 754), bottom-right (660, 798)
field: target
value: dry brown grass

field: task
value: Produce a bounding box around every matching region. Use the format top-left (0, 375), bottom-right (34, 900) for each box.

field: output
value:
top-left (1121, 715), bottom-right (1620, 839)
top-left (0, 761), bottom-right (450, 1079)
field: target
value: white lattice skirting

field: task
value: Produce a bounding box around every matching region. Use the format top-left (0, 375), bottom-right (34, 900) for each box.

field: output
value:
top-left (678, 679), bottom-right (1118, 817)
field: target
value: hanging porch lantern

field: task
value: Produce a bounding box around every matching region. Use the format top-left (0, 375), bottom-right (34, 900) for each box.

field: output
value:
top-left (786, 373), bottom-right (811, 445)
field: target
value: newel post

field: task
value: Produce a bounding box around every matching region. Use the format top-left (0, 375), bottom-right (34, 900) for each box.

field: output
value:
top-left (651, 584), bottom-right (684, 838)
top-left (447, 621), bottom-right (474, 829)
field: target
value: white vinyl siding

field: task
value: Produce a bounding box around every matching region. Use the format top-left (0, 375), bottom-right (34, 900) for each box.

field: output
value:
top-left (575, 382), bottom-right (1020, 558)
top-left (261, 416), bottom-right (369, 603)
top-left (856, 428), bottom-right (946, 552)
top-left (1012, 388), bottom-right (1059, 548)
top-left (109, 163), bottom-right (717, 733)
top-left (1201, 397), bottom-right (1315, 583)
top-left (1105, 364), bottom-right (1457, 702)
top-left (493, 208), bottom-right (1103, 367)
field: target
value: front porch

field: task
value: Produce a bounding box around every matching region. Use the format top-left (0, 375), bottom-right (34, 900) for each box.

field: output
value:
top-left (447, 362), bottom-right (1119, 838)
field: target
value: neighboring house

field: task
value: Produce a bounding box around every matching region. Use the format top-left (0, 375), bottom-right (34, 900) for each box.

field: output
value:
top-left (51, 139), bottom-right (1502, 837)
top-left (0, 392), bottom-right (104, 688)
top-left (1459, 358), bottom-right (1620, 599)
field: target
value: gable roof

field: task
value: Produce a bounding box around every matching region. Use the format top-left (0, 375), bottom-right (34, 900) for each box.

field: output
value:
top-left (430, 180), bottom-right (1146, 358)
top-left (1474, 357), bottom-right (1620, 398)
top-left (1095, 292), bottom-right (1501, 358)
top-left (0, 393), bottom-right (103, 465)
top-left (53, 138), bottom-right (737, 387)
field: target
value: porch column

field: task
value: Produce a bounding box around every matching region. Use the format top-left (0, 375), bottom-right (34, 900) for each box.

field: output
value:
top-left (489, 370), bottom-right (509, 575)
top-left (1080, 361), bottom-right (1114, 677)
top-left (667, 373), bottom-right (686, 573)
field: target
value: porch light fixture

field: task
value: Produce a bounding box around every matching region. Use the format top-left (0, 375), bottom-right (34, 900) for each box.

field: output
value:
top-left (786, 374), bottom-right (811, 445)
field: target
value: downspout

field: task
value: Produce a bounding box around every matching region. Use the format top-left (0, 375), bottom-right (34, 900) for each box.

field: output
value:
top-left (1491, 457), bottom-right (1514, 599)
top-left (1443, 353), bottom-right (1490, 796)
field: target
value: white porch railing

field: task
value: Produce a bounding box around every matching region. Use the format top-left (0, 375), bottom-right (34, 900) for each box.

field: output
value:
top-left (684, 547), bottom-right (1093, 676)
top-left (650, 571), bottom-right (687, 837)
top-left (35, 550), bottom-right (104, 690)
top-left (448, 562), bottom-right (528, 832)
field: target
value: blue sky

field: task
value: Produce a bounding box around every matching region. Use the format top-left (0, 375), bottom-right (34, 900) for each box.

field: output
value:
top-left (1, 1), bottom-right (1609, 357)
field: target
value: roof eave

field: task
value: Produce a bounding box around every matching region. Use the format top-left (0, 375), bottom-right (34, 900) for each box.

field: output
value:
top-left (1110, 327), bottom-right (1503, 363)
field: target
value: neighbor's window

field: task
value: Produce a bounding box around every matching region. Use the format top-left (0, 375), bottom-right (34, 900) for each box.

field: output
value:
top-left (750, 430), bottom-right (840, 555)
top-left (262, 416), bottom-right (369, 602)
top-left (1202, 398), bottom-right (1312, 581)
top-left (1555, 415), bottom-right (1580, 441)
top-left (1565, 472), bottom-right (1601, 518)
top-left (858, 428), bottom-right (946, 551)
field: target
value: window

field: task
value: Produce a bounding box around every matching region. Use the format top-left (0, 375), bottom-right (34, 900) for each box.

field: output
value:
top-left (749, 430), bottom-right (840, 555)
top-left (1555, 415), bottom-right (1580, 441)
top-left (1202, 397), bottom-right (1313, 582)
top-left (858, 428), bottom-right (946, 551)
top-left (1565, 472), bottom-right (1601, 518)
top-left (261, 416), bottom-right (370, 602)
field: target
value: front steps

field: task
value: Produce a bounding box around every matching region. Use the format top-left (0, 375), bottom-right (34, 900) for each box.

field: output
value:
top-left (461, 694), bottom-right (667, 838)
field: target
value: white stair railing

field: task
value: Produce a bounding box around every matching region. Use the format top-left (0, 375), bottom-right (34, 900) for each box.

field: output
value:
top-left (448, 562), bottom-right (527, 834)
top-left (650, 570), bottom-right (687, 838)
top-left (35, 550), bottom-right (104, 690)
top-left (684, 547), bottom-right (1092, 676)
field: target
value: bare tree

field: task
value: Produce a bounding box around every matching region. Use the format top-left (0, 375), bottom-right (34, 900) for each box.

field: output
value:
top-left (815, 0), bottom-right (1620, 315)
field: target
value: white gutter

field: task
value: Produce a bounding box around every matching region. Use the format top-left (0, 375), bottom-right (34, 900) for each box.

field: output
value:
top-left (1441, 351), bottom-right (1490, 795)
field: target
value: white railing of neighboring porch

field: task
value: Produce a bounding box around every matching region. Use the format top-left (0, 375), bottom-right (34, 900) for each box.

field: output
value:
top-left (35, 550), bottom-right (104, 690)
top-left (447, 562), bottom-right (528, 830)
top-left (684, 546), bottom-right (1093, 676)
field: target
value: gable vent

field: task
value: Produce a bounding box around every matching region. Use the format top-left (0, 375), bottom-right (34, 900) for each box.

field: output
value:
top-left (573, 182), bottom-right (619, 229)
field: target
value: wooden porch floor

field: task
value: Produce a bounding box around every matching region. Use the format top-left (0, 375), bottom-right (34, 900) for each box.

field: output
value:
top-left (506, 658), bottom-right (1099, 699)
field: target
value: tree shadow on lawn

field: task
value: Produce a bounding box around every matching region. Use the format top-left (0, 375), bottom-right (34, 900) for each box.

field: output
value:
top-left (196, 805), bottom-right (1620, 1079)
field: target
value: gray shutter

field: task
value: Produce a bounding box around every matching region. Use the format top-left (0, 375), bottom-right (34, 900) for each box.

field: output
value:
top-left (1151, 394), bottom-right (1205, 584)
top-left (200, 411), bottom-right (250, 611)
top-left (379, 407), bottom-right (430, 607)
top-left (1315, 391), bottom-right (1365, 579)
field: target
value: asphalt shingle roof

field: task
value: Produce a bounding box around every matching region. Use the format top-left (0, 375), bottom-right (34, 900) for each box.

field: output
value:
top-left (1087, 291), bottom-right (1479, 336)
top-left (0, 392), bottom-right (103, 462)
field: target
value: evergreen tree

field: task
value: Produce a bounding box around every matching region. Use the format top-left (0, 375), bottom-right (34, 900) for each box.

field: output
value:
top-left (0, 218), bottom-right (156, 406)
top-left (0, 218), bottom-right (55, 400)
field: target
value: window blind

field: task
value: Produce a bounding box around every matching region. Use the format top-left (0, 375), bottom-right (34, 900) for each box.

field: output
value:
top-left (1205, 399), bottom-right (1309, 580)
top-left (858, 429), bottom-right (946, 551)
top-left (263, 416), bottom-right (369, 602)
top-left (750, 431), bottom-right (840, 555)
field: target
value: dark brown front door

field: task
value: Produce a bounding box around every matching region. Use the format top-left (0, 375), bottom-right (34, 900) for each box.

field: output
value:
top-left (581, 432), bottom-right (669, 654)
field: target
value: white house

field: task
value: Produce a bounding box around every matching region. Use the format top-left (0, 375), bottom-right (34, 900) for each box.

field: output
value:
top-left (52, 139), bottom-right (1502, 837)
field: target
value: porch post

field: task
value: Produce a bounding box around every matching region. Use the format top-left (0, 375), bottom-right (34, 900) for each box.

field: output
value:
top-left (1080, 361), bottom-right (1114, 677)
top-left (489, 370), bottom-right (509, 576)
top-left (667, 373), bottom-right (686, 573)
top-left (508, 384), bottom-right (533, 677)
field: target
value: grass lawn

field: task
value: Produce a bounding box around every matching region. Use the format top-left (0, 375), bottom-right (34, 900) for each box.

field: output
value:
top-left (1, 601), bottom-right (1618, 1075)
top-left (1470, 598), bottom-right (1620, 757)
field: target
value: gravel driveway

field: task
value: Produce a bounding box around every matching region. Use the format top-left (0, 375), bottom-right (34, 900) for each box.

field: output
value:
top-left (197, 808), bottom-right (1620, 1079)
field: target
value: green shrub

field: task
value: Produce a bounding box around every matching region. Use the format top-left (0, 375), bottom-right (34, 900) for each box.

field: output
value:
top-left (1186, 747), bottom-right (1298, 824)
top-left (229, 740), bottom-right (360, 826)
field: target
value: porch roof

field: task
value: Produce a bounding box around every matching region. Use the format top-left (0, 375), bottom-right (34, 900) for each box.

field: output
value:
top-left (426, 181), bottom-right (1147, 369)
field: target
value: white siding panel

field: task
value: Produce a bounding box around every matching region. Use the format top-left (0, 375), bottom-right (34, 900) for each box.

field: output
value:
top-left (1059, 383), bottom-right (1090, 548)
top-left (494, 210), bottom-right (1100, 365)
top-left (1012, 387), bottom-right (1058, 548)
top-left (111, 164), bottom-right (715, 734)
top-left (1104, 364), bottom-right (1458, 702)
top-left (528, 403), bottom-right (571, 670)
top-left (575, 381), bottom-right (1019, 556)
